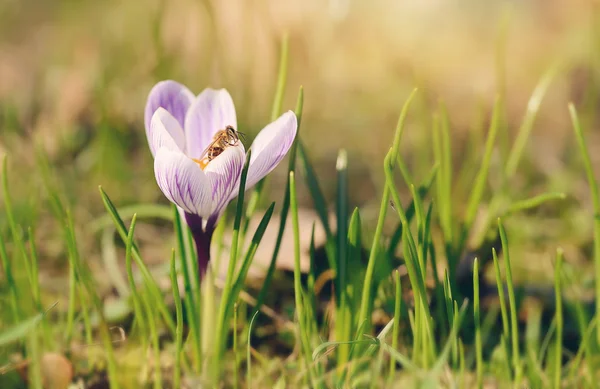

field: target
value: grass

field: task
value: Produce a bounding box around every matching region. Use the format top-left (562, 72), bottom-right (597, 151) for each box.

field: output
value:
top-left (2, 9), bottom-right (600, 389)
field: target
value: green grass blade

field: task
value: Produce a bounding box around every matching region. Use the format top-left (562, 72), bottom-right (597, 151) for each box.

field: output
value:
top-left (297, 141), bottom-right (335, 251)
top-left (569, 102), bottom-right (600, 344)
top-left (464, 97), bottom-right (501, 229)
top-left (215, 150), bottom-right (252, 368)
top-left (554, 248), bottom-right (564, 389)
top-left (270, 33), bottom-right (289, 122)
top-left (253, 86), bottom-right (304, 315)
top-left (290, 170), bottom-right (315, 384)
top-left (338, 207), bottom-right (361, 373)
top-left (173, 203), bottom-right (196, 309)
top-left (357, 183), bottom-right (390, 327)
top-left (2, 156), bottom-right (33, 291)
top-left (473, 258), bottom-right (483, 389)
top-left (498, 218), bottom-right (521, 382)
top-left (173, 204), bottom-right (201, 370)
top-left (0, 236), bottom-right (20, 322)
top-left (227, 202), bottom-right (275, 323)
top-left (388, 270), bottom-right (402, 383)
top-left (247, 311), bottom-right (260, 389)
top-left (0, 302), bottom-right (57, 347)
top-left (241, 33), bottom-right (290, 238)
top-left (124, 214), bottom-right (149, 349)
top-left (432, 299), bottom-right (469, 372)
top-left (388, 165), bottom-right (437, 258)
top-left (90, 204), bottom-right (173, 233)
top-left (337, 149), bottom-right (348, 298)
top-left (335, 149), bottom-right (349, 372)
top-left (98, 186), bottom-right (176, 334)
top-left (390, 88), bottom-right (418, 161)
top-left (492, 247), bottom-right (510, 338)
top-left (169, 250), bottom-right (183, 389)
top-left (503, 192), bottom-right (566, 216)
top-left (65, 210), bottom-right (120, 388)
top-left (505, 66), bottom-right (557, 178)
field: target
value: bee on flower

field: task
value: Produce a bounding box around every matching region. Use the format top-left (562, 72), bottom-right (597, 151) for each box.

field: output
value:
top-left (145, 80), bottom-right (297, 277)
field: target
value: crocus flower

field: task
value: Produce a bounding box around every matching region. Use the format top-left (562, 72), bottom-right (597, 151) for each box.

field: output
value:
top-left (145, 80), bottom-right (297, 277)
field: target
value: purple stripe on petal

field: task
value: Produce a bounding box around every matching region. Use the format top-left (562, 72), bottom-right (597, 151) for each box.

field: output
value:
top-left (185, 88), bottom-right (237, 159)
top-left (204, 144), bottom-right (245, 218)
top-left (154, 148), bottom-right (213, 218)
top-left (148, 108), bottom-right (186, 157)
top-left (145, 80), bottom-right (194, 140)
top-left (244, 110), bottom-right (297, 190)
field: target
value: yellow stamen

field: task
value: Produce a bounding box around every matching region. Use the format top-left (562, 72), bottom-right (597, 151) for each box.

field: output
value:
top-left (192, 158), bottom-right (209, 170)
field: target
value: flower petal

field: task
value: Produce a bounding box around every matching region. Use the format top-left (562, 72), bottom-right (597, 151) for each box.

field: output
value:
top-left (245, 110), bottom-right (297, 189)
top-left (145, 80), bottom-right (194, 138)
top-left (204, 144), bottom-right (246, 218)
top-left (185, 88), bottom-right (237, 160)
top-left (148, 108), bottom-right (186, 157)
top-left (154, 148), bottom-right (213, 218)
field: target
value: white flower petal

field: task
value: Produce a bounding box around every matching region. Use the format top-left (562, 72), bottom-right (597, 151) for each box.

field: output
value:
top-left (245, 110), bottom-right (297, 189)
top-left (145, 80), bottom-right (194, 137)
top-left (184, 88), bottom-right (237, 159)
top-left (154, 148), bottom-right (213, 218)
top-left (148, 108), bottom-right (186, 157)
top-left (204, 144), bottom-right (246, 218)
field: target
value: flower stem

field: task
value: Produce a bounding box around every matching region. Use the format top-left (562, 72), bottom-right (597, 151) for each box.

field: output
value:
top-left (185, 213), bottom-right (214, 279)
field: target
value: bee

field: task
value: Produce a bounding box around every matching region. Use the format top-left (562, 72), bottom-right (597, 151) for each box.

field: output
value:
top-left (195, 125), bottom-right (244, 169)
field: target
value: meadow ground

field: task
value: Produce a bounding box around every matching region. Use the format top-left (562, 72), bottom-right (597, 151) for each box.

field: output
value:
top-left (2, 1), bottom-right (600, 388)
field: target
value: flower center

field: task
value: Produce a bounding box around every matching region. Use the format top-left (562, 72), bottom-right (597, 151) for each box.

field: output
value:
top-left (192, 158), bottom-right (209, 170)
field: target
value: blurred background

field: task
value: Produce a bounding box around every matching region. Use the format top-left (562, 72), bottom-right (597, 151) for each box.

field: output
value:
top-left (1, 0), bottom-right (599, 283)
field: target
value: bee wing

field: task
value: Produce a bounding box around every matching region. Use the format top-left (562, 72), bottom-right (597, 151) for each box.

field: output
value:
top-left (198, 137), bottom-right (222, 161)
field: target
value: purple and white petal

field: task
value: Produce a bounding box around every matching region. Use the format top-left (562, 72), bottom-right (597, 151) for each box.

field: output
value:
top-left (203, 144), bottom-right (246, 218)
top-left (154, 148), bottom-right (213, 218)
top-left (148, 108), bottom-right (186, 156)
top-left (185, 88), bottom-right (237, 160)
top-left (245, 110), bottom-right (297, 189)
top-left (145, 80), bottom-right (194, 137)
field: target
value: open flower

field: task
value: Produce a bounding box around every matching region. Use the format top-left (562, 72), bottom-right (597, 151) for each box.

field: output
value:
top-left (145, 80), bottom-right (297, 276)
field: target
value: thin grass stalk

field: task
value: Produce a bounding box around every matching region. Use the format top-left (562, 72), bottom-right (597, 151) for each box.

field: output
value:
top-left (253, 87), bottom-right (303, 315)
top-left (65, 210), bottom-right (120, 389)
top-left (505, 67), bottom-right (558, 178)
top-left (124, 215), bottom-right (149, 351)
top-left (247, 311), bottom-right (260, 389)
top-left (173, 206), bottom-right (201, 372)
top-left (474, 258), bottom-right (483, 389)
top-left (215, 150), bottom-right (251, 374)
top-left (388, 270), bottom-right (402, 384)
top-left (241, 34), bottom-right (289, 240)
top-left (335, 149), bottom-right (350, 372)
top-left (357, 186), bottom-right (390, 326)
top-left (27, 331), bottom-right (43, 389)
top-left (569, 103), bottom-right (600, 344)
top-left (492, 247), bottom-right (510, 347)
top-left (141, 283), bottom-right (163, 389)
top-left (233, 303), bottom-right (239, 389)
top-left (498, 219), bottom-right (521, 383)
top-left (0, 236), bottom-right (20, 322)
top-left (554, 249), bottom-right (564, 389)
top-left (464, 96), bottom-right (501, 231)
top-left (64, 239), bottom-right (77, 344)
top-left (99, 186), bottom-right (176, 334)
top-left (170, 251), bottom-right (183, 389)
top-left (1, 157), bottom-right (34, 295)
top-left (289, 171), bottom-right (316, 386)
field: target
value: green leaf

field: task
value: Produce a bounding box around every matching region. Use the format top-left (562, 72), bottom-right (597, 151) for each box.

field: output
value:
top-left (98, 186), bottom-right (176, 334)
top-left (253, 86), bottom-right (304, 315)
top-left (0, 302), bottom-right (57, 347)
